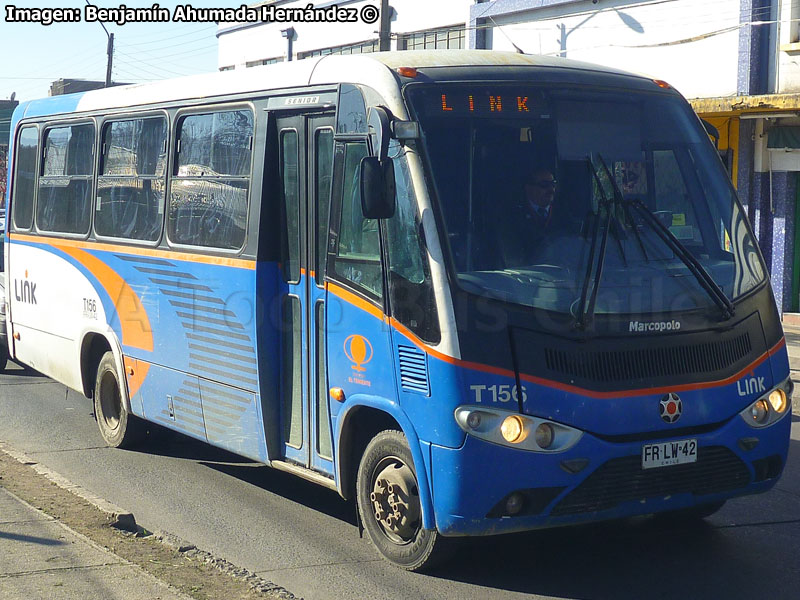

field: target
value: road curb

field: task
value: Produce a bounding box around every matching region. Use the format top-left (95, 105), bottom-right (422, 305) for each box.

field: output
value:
top-left (0, 441), bottom-right (137, 531)
top-left (0, 441), bottom-right (300, 599)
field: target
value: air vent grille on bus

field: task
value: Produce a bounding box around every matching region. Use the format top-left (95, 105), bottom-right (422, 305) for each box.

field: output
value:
top-left (544, 332), bottom-right (751, 383)
top-left (397, 345), bottom-right (430, 395)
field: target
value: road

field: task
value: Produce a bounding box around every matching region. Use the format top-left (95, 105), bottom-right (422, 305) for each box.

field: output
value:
top-left (1, 361), bottom-right (799, 600)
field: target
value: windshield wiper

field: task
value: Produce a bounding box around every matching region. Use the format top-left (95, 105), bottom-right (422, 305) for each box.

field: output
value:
top-left (627, 197), bottom-right (735, 319)
top-left (594, 154), bottom-right (734, 320)
top-left (574, 158), bottom-right (613, 330)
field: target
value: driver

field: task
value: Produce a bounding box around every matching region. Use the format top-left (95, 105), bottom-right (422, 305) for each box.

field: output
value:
top-left (523, 168), bottom-right (558, 229)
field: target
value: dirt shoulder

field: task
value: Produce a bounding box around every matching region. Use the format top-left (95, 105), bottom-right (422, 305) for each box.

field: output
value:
top-left (0, 447), bottom-right (299, 600)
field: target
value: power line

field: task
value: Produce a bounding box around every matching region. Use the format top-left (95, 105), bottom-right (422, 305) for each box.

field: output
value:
top-left (117, 36), bottom-right (218, 60)
top-left (114, 55), bottom-right (197, 78)
top-left (119, 21), bottom-right (215, 40)
top-left (122, 25), bottom-right (218, 49)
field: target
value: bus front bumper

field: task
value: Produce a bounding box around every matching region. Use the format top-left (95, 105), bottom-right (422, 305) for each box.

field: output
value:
top-left (428, 409), bottom-right (791, 537)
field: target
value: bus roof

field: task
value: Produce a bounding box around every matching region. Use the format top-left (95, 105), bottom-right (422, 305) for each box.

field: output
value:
top-left (13, 50), bottom-right (647, 122)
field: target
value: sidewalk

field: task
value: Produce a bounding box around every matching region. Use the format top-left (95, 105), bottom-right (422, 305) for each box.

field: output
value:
top-left (0, 485), bottom-right (190, 600)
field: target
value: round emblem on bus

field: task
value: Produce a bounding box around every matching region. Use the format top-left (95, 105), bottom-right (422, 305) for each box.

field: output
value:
top-left (344, 334), bottom-right (373, 372)
top-left (659, 393), bottom-right (682, 424)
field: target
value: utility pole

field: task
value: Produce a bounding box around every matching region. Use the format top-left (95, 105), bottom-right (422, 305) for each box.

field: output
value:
top-left (379, 0), bottom-right (391, 51)
top-left (86, 0), bottom-right (113, 87)
top-left (105, 33), bottom-right (114, 87)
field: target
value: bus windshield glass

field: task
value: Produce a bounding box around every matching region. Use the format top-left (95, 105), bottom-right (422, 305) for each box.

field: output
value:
top-left (406, 84), bottom-right (765, 317)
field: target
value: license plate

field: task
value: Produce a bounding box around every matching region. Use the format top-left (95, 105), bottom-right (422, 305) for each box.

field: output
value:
top-left (642, 438), bottom-right (697, 469)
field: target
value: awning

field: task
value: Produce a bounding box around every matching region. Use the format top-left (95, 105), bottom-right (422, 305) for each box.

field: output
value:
top-left (768, 127), bottom-right (800, 149)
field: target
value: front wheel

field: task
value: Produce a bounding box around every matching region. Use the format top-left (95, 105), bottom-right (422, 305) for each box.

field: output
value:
top-left (356, 430), bottom-right (452, 571)
top-left (94, 351), bottom-right (143, 448)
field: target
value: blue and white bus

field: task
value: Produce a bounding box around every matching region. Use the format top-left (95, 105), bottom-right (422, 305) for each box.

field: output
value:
top-left (3, 51), bottom-right (792, 570)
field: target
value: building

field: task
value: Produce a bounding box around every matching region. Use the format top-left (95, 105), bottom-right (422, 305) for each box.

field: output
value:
top-left (217, 0), bottom-right (800, 314)
top-left (1, 99), bottom-right (20, 208)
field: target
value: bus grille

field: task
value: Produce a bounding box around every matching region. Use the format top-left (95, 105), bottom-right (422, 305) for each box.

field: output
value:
top-left (551, 446), bottom-right (750, 516)
top-left (544, 333), bottom-right (751, 384)
top-left (398, 345), bottom-right (430, 395)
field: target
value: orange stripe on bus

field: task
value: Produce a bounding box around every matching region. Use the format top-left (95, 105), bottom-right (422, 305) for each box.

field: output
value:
top-left (123, 356), bottom-right (150, 399)
top-left (9, 233), bottom-right (256, 270)
top-left (325, 282), bottom-right (788, 399)
top-left (57, 246), bottom-right (154, 352)
top-left (326, 282), bottom-right (387, 322)
top-left (516, 338), bottom-right (785, 399)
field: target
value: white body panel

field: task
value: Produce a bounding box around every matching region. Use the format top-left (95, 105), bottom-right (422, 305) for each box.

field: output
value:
top-left (7, 243), bottom-right (109, 392)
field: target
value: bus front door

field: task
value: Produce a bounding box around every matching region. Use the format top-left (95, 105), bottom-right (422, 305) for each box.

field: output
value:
top-left (276, 113), bottom-right (335, 477)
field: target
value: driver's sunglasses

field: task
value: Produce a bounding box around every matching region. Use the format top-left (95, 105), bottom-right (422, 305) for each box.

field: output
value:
top-left (533, 179), bottom-right (557, 190)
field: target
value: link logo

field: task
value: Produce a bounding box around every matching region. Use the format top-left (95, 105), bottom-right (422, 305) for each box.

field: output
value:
top-left (14, 270), bottom-right (37, 305)
top-left (737, 375), bottom-right (766, 396)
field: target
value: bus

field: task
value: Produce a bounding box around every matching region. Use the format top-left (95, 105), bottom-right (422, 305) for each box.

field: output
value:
top-left (3, 51), bottom-right (792, 571)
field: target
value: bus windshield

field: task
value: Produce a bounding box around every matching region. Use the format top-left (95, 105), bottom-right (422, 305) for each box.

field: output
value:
top-left (407, 84), bottom-right (765, 318)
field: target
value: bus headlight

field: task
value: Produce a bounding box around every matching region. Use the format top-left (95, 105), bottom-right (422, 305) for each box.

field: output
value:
top-left (534, 423), bottom-right (555, 449)
top-left (455, 406), bottom-right (583, 453)
top-left (740, 378), bottom-right (791, 428)
top-left (750, 400), bottom-right (769, 424)
top-left (501, 416), bottom-right (525, 443)
top-left (767, 389), bottom-right (787, 413)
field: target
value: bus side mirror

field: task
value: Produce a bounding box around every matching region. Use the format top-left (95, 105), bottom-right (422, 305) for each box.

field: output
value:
top-left (368, 107), bottom-right (391, 162)
top-left (360, 156), bottom-right (396, 219)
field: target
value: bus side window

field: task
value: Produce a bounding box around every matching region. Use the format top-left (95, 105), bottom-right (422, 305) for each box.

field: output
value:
top-left (169, 109), bottom-right (253, 250)
top-left (96, 117), bottom-right (167, 242)
top-left (315, 128), bottom-right (334, 287)
top-left (385, 142), bottom-right (440, 344)
top-left (37, 123), bottom-right (94, 236)
top-left (279, 129), bottom-right (301, 283)
top-left (12, 126), bottom-right (38, 231)
top-left (332, 140), bottom-right (383, 299)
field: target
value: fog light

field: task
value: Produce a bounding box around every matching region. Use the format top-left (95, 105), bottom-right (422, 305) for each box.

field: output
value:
top-left (466, 412), bottom-right (482, 430)
top-left (751, 399), bottom-right (769, 424)
top-left (501, 415), bottom-right (524, 443)
top-left (505, 492), bottom-right (524, 515)
top-left (534, 423), bottom-right (555, 449)
top-left (768, 389), bottom-right (787, 413)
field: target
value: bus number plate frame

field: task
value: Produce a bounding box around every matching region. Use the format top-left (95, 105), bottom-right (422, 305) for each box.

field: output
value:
top-left (641, 438), bottom-right (697, 470)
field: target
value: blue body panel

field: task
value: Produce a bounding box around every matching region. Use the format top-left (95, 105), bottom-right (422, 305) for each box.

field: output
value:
top-left (411, 345), bottom-right (790, 536)
top-left (429, 393), bottom-right (791, 536)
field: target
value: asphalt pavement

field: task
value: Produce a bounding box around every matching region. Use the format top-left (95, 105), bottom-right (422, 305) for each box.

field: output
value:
top-left (1, 324), bottom-right (800, 599)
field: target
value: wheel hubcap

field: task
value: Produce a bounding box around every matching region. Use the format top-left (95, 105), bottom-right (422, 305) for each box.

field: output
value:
top-left (370, 457), bottom-right (421, 543)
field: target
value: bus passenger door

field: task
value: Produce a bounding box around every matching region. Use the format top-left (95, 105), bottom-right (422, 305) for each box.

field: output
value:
top-left (275, 113), bottom-right (335, 476)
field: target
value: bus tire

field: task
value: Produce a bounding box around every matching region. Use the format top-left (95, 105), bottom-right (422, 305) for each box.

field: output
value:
top-left (356, 430), bottom-right (451, 571)
top-left (0, 345), bottom-right (7, 372)
top-left (94, 351), bottom-right (143, 448)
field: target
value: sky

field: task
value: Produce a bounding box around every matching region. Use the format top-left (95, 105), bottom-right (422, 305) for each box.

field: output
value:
top-left (1, 1), bottom-right (226, 102)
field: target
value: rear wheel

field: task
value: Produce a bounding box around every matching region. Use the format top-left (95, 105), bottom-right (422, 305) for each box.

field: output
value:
top-left (356, 430), bottom-right (452, 571)
top-left (94, 351), bottom-right (143, 448)
top-left (0, 344), bottom-right (8, 372)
